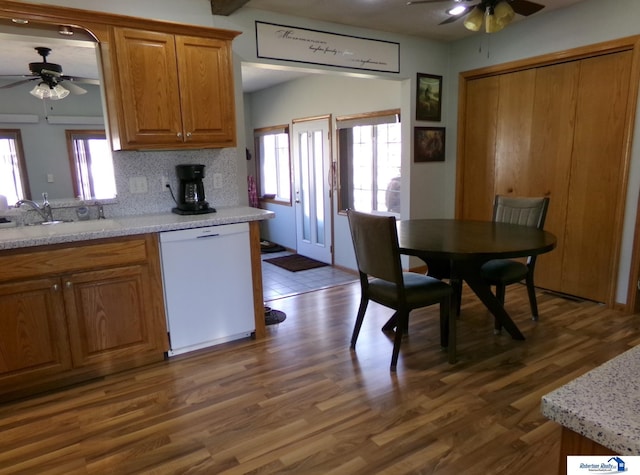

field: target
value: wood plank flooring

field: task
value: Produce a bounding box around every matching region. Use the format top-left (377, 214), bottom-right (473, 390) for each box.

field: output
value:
top-left (1, 282), bottom-right (639, 474)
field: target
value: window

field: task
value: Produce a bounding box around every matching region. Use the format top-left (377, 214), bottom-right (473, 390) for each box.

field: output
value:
top-left (254, 125), bottom-right (291, 204)
top-left (337, 110), bottom-right (401, 214)
top-left (0, 129), bottom-right (30, 204)
top-left (66, 130), bottom-right (116, 200)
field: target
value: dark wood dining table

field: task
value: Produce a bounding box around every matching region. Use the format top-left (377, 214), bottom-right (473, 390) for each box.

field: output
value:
top-left (396, 219), bottom-right (557, 363)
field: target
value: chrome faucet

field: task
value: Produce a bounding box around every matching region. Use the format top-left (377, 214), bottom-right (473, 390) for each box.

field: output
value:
top-left (96, 202), bottom-right (105, 219)
top-left (15, 192), bottom-right (54, 222)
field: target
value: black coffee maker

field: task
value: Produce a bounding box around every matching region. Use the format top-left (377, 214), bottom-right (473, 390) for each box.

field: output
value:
top-left (172, 164), bottom-right (216, 215)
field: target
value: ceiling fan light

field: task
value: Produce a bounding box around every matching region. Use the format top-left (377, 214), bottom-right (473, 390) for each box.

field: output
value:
top-left (29, 83), bottom-right (49, 99)
top-left (494, 1), bottom-right (515, 26)
top-left (29, 82), bottom-right (70, 100)
top-left (485, 13), bottom-right (505, 33)
top-left (50, 84), bottom-right (70, 100)
top-left (463, 6), bottom-right (484, 32)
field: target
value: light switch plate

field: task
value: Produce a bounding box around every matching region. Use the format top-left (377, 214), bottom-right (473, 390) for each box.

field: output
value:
top-left (129, 176), bottom-right (148, 194)
top-left (213, 173), bottom-right (223, 189)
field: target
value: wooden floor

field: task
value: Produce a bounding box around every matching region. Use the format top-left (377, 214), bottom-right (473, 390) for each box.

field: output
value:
top-left (1, 282), bottom-right (639, 474)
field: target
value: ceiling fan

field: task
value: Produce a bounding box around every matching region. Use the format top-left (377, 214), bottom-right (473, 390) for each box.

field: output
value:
top-left (407, 0), bottom-right (545, 33)
top-left (0, 46), bottom-right (99, 100)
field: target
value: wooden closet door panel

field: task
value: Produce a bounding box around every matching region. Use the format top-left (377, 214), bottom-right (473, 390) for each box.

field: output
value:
top-left (459, 76), bottom-right (500, 220)
top-left (561, 51), bottom-right (633, 301)
top-left (528, 62), bottom-right (580, 291)
top-left (494, 69), bottom-right (535, 198)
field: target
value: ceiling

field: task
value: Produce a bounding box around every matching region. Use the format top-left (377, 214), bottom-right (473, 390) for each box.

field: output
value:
top-left (243, 0), bottom-right (586, 42)
top-left (0, 0), bottom-right (587, 94)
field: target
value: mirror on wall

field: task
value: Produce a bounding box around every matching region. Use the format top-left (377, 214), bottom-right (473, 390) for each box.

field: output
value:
top-left (0, 20), bottom-right (116, 203)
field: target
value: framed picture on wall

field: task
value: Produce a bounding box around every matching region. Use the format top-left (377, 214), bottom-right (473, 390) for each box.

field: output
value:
top-left (416, 73), bottom-right (442, 121)
top-left (414, 127), bottom-right (445, 162)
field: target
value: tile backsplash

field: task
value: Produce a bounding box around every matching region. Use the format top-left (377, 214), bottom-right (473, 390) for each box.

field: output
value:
top-left (108, 148), bottom-right (240, 217)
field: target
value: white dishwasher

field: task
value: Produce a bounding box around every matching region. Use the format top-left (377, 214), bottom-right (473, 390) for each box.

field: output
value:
top-left (159, 222), bottom-right (255, 356)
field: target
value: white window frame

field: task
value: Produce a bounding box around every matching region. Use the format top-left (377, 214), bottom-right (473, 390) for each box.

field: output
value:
top-left (0, 129), bottom-right (30, 204)
top-left (254, 125), bottom-right (291, 205)
top-left (337, 110), bottom-right (401, 214)
top-left (65, 130), bottom-right (116, 200)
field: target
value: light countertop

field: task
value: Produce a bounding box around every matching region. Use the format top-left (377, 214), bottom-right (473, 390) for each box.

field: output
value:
top-left (0, 206), bottom-right (274, 251)
top-left (541, 344), bottom-right (640, 455)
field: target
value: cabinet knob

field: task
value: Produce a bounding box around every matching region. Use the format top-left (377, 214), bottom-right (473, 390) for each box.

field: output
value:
top-left (52, 283), bottom-right (59, 291)
top-left (186, 132), bottom-right (192, 138)
top-left (177, 132), bottom-right (183, 138)
top-left (65, 281), bottom-right (72, 289)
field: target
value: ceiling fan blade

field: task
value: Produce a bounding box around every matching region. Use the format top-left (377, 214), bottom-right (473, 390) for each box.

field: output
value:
top-left (439, 13), bottom-right (467, 25)
top-left (407, 0), bottom-right (455, 5)
top-left (509, 0), bottom-right (545, 16)
top-left (62, 76), bottom-right (100, 86)
top-left (61, 80), bottom-right (88, 95)
top-left (0, 78), bottom-right (37, 89)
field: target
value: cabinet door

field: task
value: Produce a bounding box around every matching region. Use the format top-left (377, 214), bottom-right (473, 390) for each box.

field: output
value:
top-left (0, 278), bottom-right (72, 388)
top-left (113, 28), bottom-right (184, 147)
top-left (175, 35), bottom-right (236, 147)
top-left (64, 265), bottom-right (164, 370)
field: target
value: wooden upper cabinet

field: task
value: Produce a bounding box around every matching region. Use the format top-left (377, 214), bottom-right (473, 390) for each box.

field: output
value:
top-left (109, 27), bottom-right (237, 150)
top-left (176, 35), bottom-right (236, 147)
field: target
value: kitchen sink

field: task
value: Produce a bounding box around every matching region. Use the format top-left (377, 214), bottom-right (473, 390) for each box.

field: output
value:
top-left (28, 220), bottom-right (73, 226)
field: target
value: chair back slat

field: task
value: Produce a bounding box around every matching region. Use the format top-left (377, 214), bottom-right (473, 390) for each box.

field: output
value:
top-left (347, 210), bottom-right (402, 283)
top-left (493, 196), bottom-right (550, 229)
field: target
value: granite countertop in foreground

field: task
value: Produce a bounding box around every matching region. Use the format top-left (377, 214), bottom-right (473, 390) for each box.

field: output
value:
top-left (541, 344), bottom-right (640, 455)
top-left (0, 206), bottom-right (274, 251)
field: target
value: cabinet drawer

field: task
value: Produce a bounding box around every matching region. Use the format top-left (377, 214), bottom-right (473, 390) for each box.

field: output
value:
top-left (0, 236), bottom-right (151, 283)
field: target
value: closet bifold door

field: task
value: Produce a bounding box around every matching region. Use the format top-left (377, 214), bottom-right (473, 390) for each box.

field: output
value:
top-left (458, 48), bottom-right (634, 304)
top-left (559, 50), bottom-right (633, 302)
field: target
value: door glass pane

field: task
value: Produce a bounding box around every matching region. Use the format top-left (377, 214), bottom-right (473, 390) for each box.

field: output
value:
top-left (313, 130), bottom-right (324, 245)
top-left (299, 132), bottom-right (311, 242)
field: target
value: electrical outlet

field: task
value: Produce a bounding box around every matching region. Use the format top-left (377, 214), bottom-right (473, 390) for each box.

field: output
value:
top-left (213, 173), bottom-right (223, 189)
top-left (161, 175), bottom-right (170, 191)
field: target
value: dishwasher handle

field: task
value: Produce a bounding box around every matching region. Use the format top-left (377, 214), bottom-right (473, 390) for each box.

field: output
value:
top-left (196, 233), bottom-right (220, 239)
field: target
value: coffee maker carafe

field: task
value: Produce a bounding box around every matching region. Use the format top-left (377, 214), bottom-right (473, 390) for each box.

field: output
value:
top-left (172, 164), bottom-right (216, 215)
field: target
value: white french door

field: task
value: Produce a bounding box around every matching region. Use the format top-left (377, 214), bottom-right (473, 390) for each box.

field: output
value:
top-left (292, 117), bottom-right (332, 264)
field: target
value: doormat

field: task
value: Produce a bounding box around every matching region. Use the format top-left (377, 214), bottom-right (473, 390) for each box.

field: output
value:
top-left (264, 254), bottom-right (328, 272)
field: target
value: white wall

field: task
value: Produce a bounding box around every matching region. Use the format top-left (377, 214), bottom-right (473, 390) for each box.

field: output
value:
top-left (447, 0), bottom-right (640, 303)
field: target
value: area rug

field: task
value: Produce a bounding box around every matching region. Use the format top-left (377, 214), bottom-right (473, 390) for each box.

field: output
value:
top-left (264, 254), bottom-right (328, 272)
top-left (264, 306), bottom-right (286, 325)
top-left (260, 240), bottom-right (286, 254)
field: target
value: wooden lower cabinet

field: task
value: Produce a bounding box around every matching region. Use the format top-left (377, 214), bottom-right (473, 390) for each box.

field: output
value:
top-left (557, 427), bottom-right (616, 475)
top-left (0, 277), bottom-right (72, 387)
top-left (0, 235), bottom-right (168, 402)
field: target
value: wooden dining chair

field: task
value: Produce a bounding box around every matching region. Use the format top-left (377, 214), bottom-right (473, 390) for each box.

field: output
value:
top-left (480, 195), bottom-right (550, 331)
top-left (347, 209), bottom-right (453, 370)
